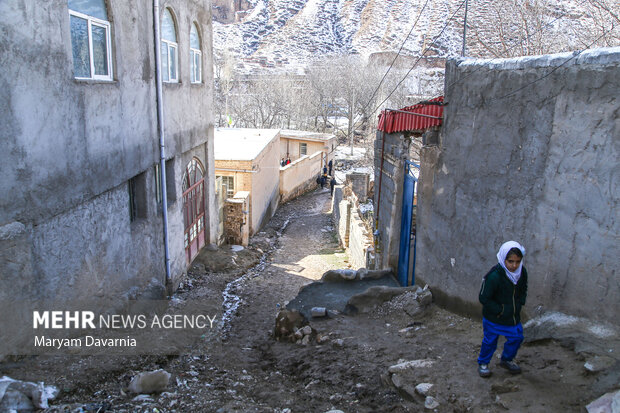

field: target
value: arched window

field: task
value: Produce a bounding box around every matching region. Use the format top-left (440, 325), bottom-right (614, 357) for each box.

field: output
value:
top-left (190, 23), bottom-right (202, 83)
top-left (161, 8), bottom-right (178, 82)
top-left (68, 0), bottom-right (112, 80)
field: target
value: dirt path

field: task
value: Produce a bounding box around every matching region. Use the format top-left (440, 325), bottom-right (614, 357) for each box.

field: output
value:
top-left (1, 187), bottom-right (616, 412)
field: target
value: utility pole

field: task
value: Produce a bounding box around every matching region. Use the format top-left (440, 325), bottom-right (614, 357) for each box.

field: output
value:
top-left (462, 0), bottom-right (469, 57)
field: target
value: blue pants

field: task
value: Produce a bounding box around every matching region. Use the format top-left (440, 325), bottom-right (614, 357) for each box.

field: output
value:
top-left (477, 318), bottom-right (524, 365)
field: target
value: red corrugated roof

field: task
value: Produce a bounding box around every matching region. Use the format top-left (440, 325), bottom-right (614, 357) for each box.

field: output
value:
top-left (377, 96), bottom-right (444, 133)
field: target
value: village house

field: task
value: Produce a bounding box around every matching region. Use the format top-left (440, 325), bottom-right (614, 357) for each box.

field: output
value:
top-left (280, 130), bottom-right (337, 168)
top-left (0, 0), bottom-right (217, 301)
top-left (214, 128), bottom-right (281, 238)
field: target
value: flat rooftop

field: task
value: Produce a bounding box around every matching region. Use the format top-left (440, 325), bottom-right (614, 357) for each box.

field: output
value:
top-left (214, 128), bottom-right (280, 161)
top-left (280, 130), bottom-right (336, 142)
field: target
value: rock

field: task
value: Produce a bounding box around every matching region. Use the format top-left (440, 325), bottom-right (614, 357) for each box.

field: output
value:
top-left (345, 286), bottom-right (419, 314)
top-left (311, 307), bottom-right (327, 318)
top-left (316, 334), bottom-right (330, 344)
top-left (417, 287), bottom-right (433, 308)
top-left (399, 327), bottom-right (416, 337)
top-left (293, 329), bottom-right (304, 340)
top-left (584, 356), bottom-right (617, 373)
top-left (333, 338), bottom-right (345, 347)
top-left (357, 268), bottom-right (394, 280)
top-left (415, 383), bottom-right (433, 396)
top-left (0, 376), bottom-right (59, 409)
top-left (586, 389), bottom-right (620, 413)
top-left (321, 269), bottom-right (358, 282)
top-left (0, 389), bottom-right (35, 412)
top-left (132, 394), bottom-right (154, 402)
top-left (491, 380), bottom-right (519, 394)
top-left (495, 395), bottom-right (510, 410)
top-left (391, 373), bottom-right (417, 400)
top-left (325, 410), bottom-right (345, 413)
top-left (274, 309), bottom-right (306, 341)
top-left (425, 396), bottom-right (440, 409)
top-left (388, 359), bottom-right (434, 374)
top-left (128, 369), bottom-right (171, 394)
top-left (230, 245), bottom-right (244, 252)
top-left (301, 325), bottom-right (313, 336)
top-left (301, 335), bottom-right (311, 345)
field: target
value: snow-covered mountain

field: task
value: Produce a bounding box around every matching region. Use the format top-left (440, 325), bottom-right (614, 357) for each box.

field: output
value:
top-left (212, 0), bottom-right (594, 75)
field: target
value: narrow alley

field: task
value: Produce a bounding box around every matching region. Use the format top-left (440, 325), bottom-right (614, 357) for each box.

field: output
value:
top-left (2, 186), bottom-right (616, 412)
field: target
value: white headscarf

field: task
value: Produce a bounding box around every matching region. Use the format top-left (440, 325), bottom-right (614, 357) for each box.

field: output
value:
top-left (497, 241), bottom-right (525, 285)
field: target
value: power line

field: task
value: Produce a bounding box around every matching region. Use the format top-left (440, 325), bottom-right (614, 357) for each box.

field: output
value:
top-left (488, 28), bottom-right (610, 102)
top-left (363, 0), bottom-right (432, 112)
top-left (445, 0), bottom-right (591, 91)
top-left (370, 0), bottom-right (468, 115)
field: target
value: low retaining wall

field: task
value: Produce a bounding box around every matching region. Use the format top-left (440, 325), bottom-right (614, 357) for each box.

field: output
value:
top-left (332, 186), bottom-right (373, 270)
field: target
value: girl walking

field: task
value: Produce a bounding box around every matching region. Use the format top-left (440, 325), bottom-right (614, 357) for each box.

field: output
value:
top-left (477, 241), bottom-right (528, 377)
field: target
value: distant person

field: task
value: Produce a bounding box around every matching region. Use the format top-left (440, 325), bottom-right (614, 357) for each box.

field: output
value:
top-left (286, 158), bottom-right (291, 165)
top-left (281, 158), bottom-right (286, 167)
top-left (316, 174), bottom-right (322, 187)
top-left (328, 159), bottom-right (333, 176)
top-left (320, 174), bottom-right (327, 188)
top-left (330, 176), bottom-right (337, 195)
top-left (477, 241), bottom-right (528, 378)
top-left (323, 165), bottom-right (328, 175)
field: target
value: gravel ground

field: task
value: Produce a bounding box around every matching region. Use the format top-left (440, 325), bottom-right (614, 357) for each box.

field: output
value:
top-left (1, 187), bottom-right (617, 412)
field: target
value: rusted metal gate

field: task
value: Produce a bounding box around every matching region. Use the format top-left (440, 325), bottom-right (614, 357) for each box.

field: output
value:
top-left (182, 158), bottom-right (206, 263)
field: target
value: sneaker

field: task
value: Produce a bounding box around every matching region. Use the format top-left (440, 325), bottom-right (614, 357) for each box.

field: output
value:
top-left (478, 363), bottom-right (491, 378)
top-left (499, 359), bottom-right (522, 374)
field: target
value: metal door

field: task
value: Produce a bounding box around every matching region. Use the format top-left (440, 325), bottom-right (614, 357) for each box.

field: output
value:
top-left (397, 161), bottom-right (419, 286)
top-left (182, 158), bottom-right (206, 263)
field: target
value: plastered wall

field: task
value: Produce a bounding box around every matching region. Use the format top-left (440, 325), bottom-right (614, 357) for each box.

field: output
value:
top-left (0, 0), bottom-right (215, 300)
top-left (416, 48), bottom-right (620, 324)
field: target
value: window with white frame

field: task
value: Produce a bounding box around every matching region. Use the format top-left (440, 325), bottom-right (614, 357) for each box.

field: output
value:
top-left (217, 175), bottom-right (234, 198)
top-left (190, 23), bottom-right (202, 83)
top-left (300, 143), bottom-right (307, 156)
top-left (161, 8), bottom-right (178, 82)
top-left (68, 0), bottom-right (112, 80)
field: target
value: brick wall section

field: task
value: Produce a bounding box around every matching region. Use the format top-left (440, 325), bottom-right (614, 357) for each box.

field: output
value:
top-left (223, 192), bottom-right (249, 246)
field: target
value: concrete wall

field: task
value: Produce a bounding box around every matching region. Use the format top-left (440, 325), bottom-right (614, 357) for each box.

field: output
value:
top-left (0, 0), bottom-right (215, 300)
top-left (417, 48), bottom-right (620, 325)
top-left (279, 151), bottom-right (323, 203)
top-left (250, 134), bottom-right (281, 234)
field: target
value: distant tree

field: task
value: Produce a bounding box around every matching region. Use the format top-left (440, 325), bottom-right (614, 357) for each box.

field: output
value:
top-left (467, 0), bottom-right (619, 58)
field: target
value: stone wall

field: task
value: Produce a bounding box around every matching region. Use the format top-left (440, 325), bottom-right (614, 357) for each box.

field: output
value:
top-left (331, 184), bottom-right (373, 271)
top-left (346, 173), bottom-right (370, 203)
top-left (417, 48), bottom-right (620, 324)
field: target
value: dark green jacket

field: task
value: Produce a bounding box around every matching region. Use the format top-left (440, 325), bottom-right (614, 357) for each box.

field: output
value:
top-left (479, 264), bottom-right (528, 326)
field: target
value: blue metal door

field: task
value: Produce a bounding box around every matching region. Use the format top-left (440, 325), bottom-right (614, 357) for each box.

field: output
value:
top-left (397, 161), bottom-right (419, 286)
